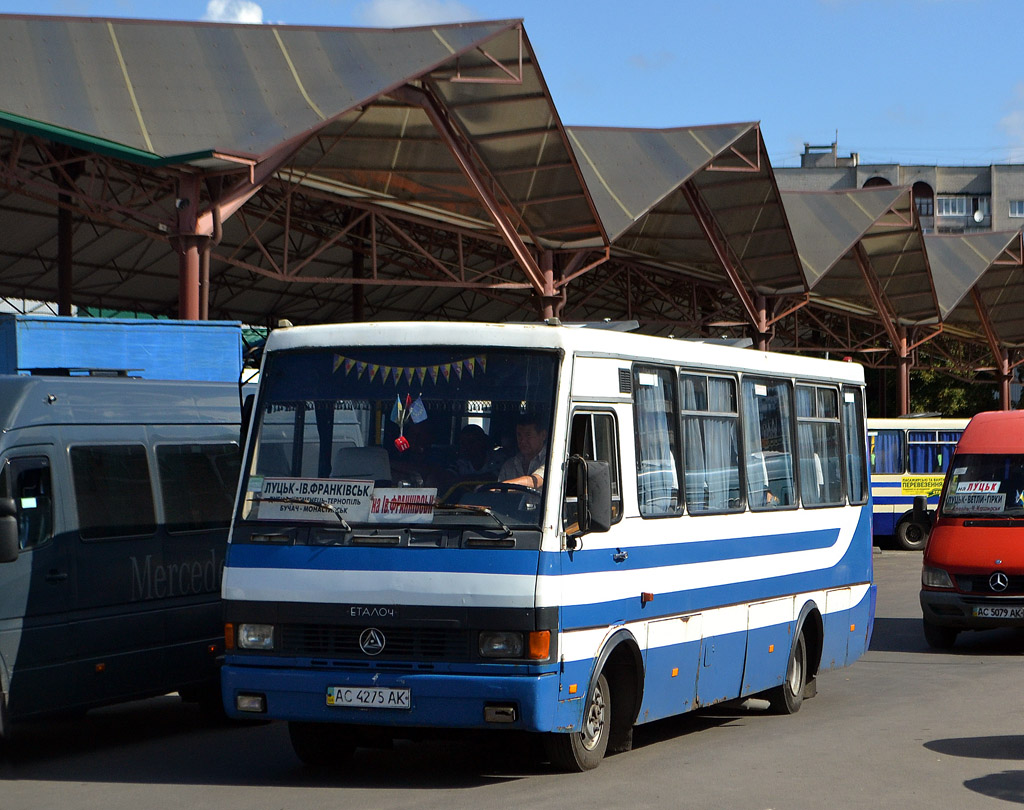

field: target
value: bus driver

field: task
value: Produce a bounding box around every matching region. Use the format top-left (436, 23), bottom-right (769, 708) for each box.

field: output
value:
top-left (499, 414), bottom-right (548, 489)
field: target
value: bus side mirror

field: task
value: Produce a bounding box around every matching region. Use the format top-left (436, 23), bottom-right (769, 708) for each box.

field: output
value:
top-left (571, 456), bottom-right (612, 537)
top-left (0, 497), bottom-right (18, 563)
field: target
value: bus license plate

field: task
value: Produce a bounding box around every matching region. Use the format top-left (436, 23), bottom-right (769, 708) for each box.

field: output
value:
top-left (972, 606), bottom-right (1024, 619)
top-left (326, 686), bottom-right (411, 709)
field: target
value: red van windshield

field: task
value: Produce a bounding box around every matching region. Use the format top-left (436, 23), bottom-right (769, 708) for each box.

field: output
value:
top-left (940, 453), bottom-right (1024, 518)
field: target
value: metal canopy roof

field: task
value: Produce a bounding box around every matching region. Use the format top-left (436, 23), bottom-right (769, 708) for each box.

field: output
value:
top-left (0, 15), bottom-right (603, 251)
top-left (567, 122), bottom-right (804, 292)
top-left (782, 187), bottom-right (940, 325)
top-left (928, 231), bottom-right (1024, 345)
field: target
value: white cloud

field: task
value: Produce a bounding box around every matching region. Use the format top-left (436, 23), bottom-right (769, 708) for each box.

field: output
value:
top-left (355, 0), bottom-right (478, 27)
top-left (203, 0), bottom-right (264, 23)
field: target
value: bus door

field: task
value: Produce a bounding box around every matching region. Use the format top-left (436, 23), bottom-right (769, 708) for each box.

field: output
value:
top-left (0, 451), bottom-right (71, 717)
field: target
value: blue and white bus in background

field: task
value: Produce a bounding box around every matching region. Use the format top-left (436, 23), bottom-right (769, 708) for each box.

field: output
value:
top-left (221, 322), bottom-right (875, 771)
top-left (867, 417), bottom-right (968, 550)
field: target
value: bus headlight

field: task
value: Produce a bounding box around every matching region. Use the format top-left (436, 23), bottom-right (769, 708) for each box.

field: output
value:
top-left (237, 623), bottom-right (275, 650)
top-left (922, 566), bottom-right (954, 589)
top-left (479, 631), bottom-right (524, 658)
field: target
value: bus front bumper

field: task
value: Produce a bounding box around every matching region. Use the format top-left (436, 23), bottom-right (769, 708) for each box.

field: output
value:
top-left (221, 662), bottom-right (562, 732)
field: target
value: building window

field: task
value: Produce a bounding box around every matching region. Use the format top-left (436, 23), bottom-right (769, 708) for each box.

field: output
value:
top-left (1010, 200), bottom-right (1024, 218)
top-left (937, 195), bottom-right (990, 219)
top-left (936, 196), bottom-right (967, 217)
top-left (912, 182), bottom-right (933, 218)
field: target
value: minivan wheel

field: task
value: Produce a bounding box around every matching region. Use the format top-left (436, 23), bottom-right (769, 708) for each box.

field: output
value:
top-left (896, 518), bottom-right (928, 551)
top-left (922, 619), bottom-right (958, 650)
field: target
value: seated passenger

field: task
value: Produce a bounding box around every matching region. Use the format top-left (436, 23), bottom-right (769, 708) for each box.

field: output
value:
top-left (451, 424), bottom-right (502, 479)
top-left (499, 414), bottom-right (548, 489)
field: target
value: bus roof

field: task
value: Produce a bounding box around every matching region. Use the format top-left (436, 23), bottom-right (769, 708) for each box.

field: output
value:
top-left (264, 322), bottom-right (865, 385)
top-left (957, 411), bottom-right (1024, 454)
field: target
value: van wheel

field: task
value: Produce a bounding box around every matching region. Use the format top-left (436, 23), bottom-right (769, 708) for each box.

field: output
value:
top-left (288, 721), bottom-right (357, 767)
top-left (923, 619), bottom-right (958, 650)
top-left (545, 673), bottom-right (610, 771)
top-left (896, 517), bottom-right (928, 551)
top-left (767, 631), bottom-right (807, 714)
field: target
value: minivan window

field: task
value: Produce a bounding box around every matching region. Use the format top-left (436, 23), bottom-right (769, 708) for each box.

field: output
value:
top-left (0, 457), bottom-right (54, 550)
top-left (157, 443), bottom-right (241, 533)
top-left (71, 445), bottom-right (156, 539)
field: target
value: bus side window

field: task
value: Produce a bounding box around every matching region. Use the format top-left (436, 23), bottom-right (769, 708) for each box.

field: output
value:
top-left (741, 378), bottom-right (796, 510)
top-left (2, 458), bottom-right (54, 550)
top-left (634, 366), bottom-right (682, 517)
top-left (870, 429), bottom-right (904, 474)
top-left (564, 412), bottom-right (622, 529)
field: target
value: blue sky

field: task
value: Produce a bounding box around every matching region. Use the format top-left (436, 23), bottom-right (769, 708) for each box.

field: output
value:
top-left (2, 0), bottom-right (1021, 167)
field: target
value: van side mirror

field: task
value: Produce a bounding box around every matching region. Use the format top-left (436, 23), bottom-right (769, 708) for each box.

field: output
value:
top-left (912, 494), bottom-right (932, 528)
top-left (240, 393), bottom-right (255, 447)
top-left (569, 456), bottom-right (612, 538)
top-left (0, 497), bottom-right (18, 563)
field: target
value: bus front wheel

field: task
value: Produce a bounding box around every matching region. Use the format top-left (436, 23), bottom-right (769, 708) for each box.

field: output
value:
top-left (545, 672), bottom-right (610, 771)
top-left (767, 631), bottom-right (807, 714)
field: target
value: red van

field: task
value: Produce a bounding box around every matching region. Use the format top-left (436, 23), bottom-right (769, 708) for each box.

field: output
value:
top-left (920, 410), bottom-right (1024, 649)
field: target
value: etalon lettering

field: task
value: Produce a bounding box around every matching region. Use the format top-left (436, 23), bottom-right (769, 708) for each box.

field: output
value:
top-left (349, 606), bottom-right (396, 618)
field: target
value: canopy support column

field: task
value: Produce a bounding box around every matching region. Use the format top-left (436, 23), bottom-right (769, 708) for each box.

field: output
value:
top-left (57, 195), bottom-right (73, 316)
top-left (971, 287), bottom-right (1012, 410)
top-left (173, 175), bottom-right (203, 321)
top-left (855, 244), bottom-right (910, 415)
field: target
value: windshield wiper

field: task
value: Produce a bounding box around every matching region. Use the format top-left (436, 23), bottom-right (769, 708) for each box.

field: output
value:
top-left (433, 503), bottom-right (513, 537)
top-left (255, 496), bottom-right (353, 531)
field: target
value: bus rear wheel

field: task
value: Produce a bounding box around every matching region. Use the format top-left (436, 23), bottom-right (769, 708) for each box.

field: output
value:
top-left (288, 721), bottom-right (357, 767)
top-left (767, 631), bottom-right (807, 714)
top-left (545, 673), bottom-right (610, 771)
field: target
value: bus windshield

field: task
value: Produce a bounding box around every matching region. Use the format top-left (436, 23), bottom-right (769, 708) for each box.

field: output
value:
top-left (941, 454), bottom-right (1024, 518)
top-left (239, 346), bottom-right (558, 528)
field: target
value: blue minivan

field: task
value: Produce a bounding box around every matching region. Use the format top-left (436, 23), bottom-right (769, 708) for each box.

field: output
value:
top-left (0, 374), bottom-right (241, 737)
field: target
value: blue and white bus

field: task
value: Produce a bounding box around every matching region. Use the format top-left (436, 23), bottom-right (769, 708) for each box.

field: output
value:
top-left (221, 322), bottom-right (875, 771)
top-left (867, 417), bottom-right (968, 550)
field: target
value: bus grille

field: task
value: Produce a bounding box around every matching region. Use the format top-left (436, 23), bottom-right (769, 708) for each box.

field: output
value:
top-left (280, 624), bottom-right (471, 661)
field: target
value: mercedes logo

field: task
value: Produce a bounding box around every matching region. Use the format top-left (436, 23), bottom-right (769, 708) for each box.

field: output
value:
top-left (359, 627), bottom-right (386, 656)
top-left (989, 571), bottom-right (1010, 592)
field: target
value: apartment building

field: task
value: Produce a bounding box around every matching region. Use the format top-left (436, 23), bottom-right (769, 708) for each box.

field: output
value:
top-left (775, 142), bottom-right (1024, 234)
